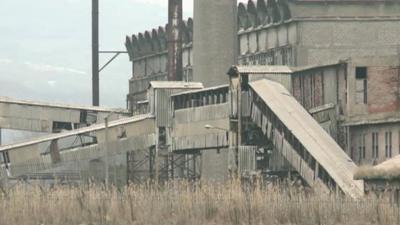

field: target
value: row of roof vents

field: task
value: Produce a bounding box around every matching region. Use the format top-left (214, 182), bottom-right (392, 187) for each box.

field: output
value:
top-left (125, 18), bottom-right (193, 60)
top-left (125, 0), bottom-right (292, 59)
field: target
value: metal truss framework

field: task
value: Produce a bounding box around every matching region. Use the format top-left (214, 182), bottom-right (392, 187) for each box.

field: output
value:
top-left (127, 148), bottom-right (201, 183)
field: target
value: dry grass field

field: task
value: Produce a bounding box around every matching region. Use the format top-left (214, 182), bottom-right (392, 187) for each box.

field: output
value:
top-left (0, 180), bottom-right (399, 225)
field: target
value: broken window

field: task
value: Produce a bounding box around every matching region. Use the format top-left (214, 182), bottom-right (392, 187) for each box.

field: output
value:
top-left (52, 121), bottom-right (73, 132)
top-left (158, 127), bottom-right (167, 147)
top-left (372, 132), bottom-right (379, 159)
top-left (385, 131), bottom-right (393, 158)
top-left (355, 67), bottom-right (367, 104)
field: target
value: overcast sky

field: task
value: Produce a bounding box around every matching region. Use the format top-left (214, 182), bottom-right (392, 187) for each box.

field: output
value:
top-left (0, 0), bottom-right (195, 108)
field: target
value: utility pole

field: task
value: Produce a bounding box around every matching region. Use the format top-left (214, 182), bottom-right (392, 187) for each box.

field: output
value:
top-left (92, 0), bottom-right (100, 106)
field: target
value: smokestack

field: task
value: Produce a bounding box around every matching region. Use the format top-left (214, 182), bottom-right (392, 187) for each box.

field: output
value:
top-left (92, 0), bottom-right (99, 106)
top-left (167, 0), bottom-right (183, 81)
top-left (193, 0), bottom-right (238, 87)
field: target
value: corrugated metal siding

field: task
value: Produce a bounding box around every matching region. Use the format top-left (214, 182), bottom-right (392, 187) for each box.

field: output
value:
top-left (323, 67), bottom-right (338, 105)
top-left (173, 103), bottom-right (230, 151)
top-left (303, 74), bottom-right (312, 109)
top-left (293, 70), bottom-right (331, 110)
top-left (155, 87), bottom-right (207, 127)
top-left (314, 72), bottom-right (324, 107)
top-left (155, 89), bottom-right (172, 127)
top-left (292, 75), bottom-right (302, 102)
top-left (174, 103), bottom-right (229, 124)
top-left (238, 146), bottom-right (256, 174)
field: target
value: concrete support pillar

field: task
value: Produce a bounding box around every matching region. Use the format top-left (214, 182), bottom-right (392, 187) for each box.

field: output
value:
top-left (193, 0), bottom-right (238, 87)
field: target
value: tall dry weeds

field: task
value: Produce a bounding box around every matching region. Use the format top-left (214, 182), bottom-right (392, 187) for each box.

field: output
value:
top-left (0, 179), bottom-right (398, 225)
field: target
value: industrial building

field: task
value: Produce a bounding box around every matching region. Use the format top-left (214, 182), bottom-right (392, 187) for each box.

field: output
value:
top-left (125, 0), bottom-right (400, 167)
top-left (0, 0), bottom-right (399, 198)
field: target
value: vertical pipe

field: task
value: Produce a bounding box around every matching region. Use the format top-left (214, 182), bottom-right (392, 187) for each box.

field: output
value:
top-left (0, 128), bottom-right (2, 146)
top-left (92, 0), bottom-right (100, 106)
top-left (168, 0), bottom-right (183, 81)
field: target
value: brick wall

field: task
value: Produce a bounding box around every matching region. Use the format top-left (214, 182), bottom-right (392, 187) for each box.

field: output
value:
top-left (368, 67), bottom-right (400, 114)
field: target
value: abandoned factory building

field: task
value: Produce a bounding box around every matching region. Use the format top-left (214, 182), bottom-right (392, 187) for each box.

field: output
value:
top-left (124, 0), bottom-right (400, 167)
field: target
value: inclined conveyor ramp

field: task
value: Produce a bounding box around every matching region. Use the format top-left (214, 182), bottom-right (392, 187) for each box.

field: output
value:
top-left (249, 79), bottom-right (364, 198)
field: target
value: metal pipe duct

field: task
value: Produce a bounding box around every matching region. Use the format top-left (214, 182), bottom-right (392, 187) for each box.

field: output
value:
top-left (168, 0), bottom-right (183, 81)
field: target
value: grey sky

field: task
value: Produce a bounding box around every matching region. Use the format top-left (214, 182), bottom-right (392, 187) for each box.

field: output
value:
top-left (0, 0), bottom-right (194, 108)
